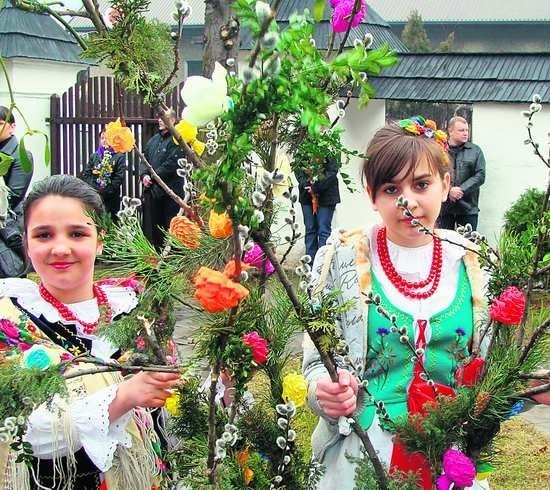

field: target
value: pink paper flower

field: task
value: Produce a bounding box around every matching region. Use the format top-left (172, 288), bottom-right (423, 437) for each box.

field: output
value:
top-left (489, 286), bottom-right (525, 325)
top-left (17, 342), bottom-right (32, 352)
top-left (242, 331), bottom-right (269, 364)
top-left (243, 243), bottom-right (275, 275)
top-left (331, 0), bottom-right (367, 33)
top-left (436, 449), bottom-right (476, 490)
top-left (0, 319), bottom-right (20, 339)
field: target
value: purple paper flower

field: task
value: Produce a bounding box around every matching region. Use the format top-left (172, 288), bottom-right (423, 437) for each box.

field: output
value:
top-left (436, 449), bottom-right (476, 490)
top-left (330, 0), bottom-right (367, 34)
top-left (243, 243), bottom-right (275, 275)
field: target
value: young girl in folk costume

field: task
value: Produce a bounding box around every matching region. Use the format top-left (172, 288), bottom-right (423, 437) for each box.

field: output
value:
top-left (0, 175), bottom-right (180, 490)
top-left (303, 118), bottom-right (487, 489)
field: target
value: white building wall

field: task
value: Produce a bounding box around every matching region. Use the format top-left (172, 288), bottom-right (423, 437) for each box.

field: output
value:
top-left (0, 58), bottom-right (86, 185)
top-left (473, 102), bottom-right (549, 243)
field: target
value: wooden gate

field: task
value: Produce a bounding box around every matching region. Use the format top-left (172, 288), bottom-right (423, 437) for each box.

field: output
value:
top-left (49, 76), bottom-right (185, 198)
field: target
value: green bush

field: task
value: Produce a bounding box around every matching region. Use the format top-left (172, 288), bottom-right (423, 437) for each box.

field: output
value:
top-left (503, 188), bottom-right (544, 236)
top-left (503, 188), bottom-right (549, 261)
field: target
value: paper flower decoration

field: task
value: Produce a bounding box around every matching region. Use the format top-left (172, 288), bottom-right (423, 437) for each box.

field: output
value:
top-left (173, 120), bottom-right (206, 156)
top-left (243, 243), bottom-right (275, 275)
top-left (436, 449), bottom-right (476, 490)
top-left (330, 0), bottom-right (367, 33)
top-left (102, 7), bottom-right (123, 28)
top-left (242, 331), bottom-right (269, 364)
top-left (0, 319), bottom-right (19, 339)
top-left (21, 345), bottom-right (61, 371)
top-left (165, 392), bottom-right (181, 416)
top-left (193, 267), bottom-right (249, 313)
top-left (223, 259), bottom-right (251, 280)
top-left (169, 216), bottom-right (202, 249)
top-left (208, 210), bottom-right (233, 238)
top-left (180, 62), bottom-right (230, 127)
top-left (455, 357), bottom-right (484, 387)
top-left (489, 286), bottom-right (525, 325)
top-left (282, 372), bottom-right (307, 407)
top-left (104, 118), bottom-right (135, 153)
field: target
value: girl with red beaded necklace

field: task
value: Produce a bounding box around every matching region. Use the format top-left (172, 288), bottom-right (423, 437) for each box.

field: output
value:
top-left (0, 175), bottom-right (180, 490)
top-left (303, 119), bottom-right (488, 490)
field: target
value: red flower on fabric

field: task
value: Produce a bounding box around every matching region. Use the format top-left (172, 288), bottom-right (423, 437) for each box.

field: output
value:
top-left (0, 319), bottom-right (19, 339)
top-left (242, 331), bottom-right (269, 364)
top-left (489, 286), bottom-right (525, 325)
top-left (455, 357), bottom-right (485, 387)
top-left (408, 379), bottom-right (455, 416)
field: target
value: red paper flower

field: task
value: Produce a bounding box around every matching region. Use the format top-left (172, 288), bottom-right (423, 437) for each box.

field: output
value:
top-left (489, 286), bottom-right (525, 325)
top-left (408, 379), bottom-right (455, 416)
top-left (242, 331), bottom-right (269, 364)
top-left (455, 357), bottom-right (485, 387)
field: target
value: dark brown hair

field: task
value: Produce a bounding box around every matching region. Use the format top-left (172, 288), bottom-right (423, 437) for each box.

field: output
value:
top-left (23, 175), bottom-right (105, 232)
top-left (362, 124), bottom-right (450, 200)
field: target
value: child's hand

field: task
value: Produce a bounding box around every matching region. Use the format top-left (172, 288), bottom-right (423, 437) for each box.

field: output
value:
top-left (315, 370), bottom-right (359, 418)
top-left (110, 371), bottom-right (181, 420)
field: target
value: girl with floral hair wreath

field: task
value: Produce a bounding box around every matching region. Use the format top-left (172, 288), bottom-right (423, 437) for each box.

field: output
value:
top-left (0, 175), bottom-right (179, 489)
top-left (303, 117), bottom-right (488, 489)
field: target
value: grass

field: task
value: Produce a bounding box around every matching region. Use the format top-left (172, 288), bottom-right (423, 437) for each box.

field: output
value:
top-left (491, 418), bottom-right (550, 489)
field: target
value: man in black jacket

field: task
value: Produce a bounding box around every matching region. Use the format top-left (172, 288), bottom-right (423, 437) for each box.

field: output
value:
top-left (439, 116), bottom-right (486, 231)
top-left (0, 106), bottom-right (33, 277)
top-left (295, 157), bottom-right (340, 259)
top-left (140, 109), bottom-right (185, 249)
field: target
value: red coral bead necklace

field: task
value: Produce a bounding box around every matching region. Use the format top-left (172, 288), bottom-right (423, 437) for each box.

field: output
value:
top-left (377, 226), bottom-right (442, 299)
top-left (39, 283), bottom-right (112, 335)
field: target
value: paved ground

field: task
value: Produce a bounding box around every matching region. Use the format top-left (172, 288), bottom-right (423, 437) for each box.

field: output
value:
top-left (173, 304), bottom-right (550, 435)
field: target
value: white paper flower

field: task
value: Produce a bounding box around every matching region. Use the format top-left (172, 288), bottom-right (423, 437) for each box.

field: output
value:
top-left (180, 62), bottom-right (230, 127)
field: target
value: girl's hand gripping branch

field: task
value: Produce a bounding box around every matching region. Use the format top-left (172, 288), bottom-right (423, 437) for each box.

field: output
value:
top-left (316, 370), bottom-right (359, 418)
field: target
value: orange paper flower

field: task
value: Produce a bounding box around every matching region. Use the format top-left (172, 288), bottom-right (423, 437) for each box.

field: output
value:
top-left (169, 216), bottom-right (202, 249)
top-left (208, 210), bottom-right (233, 238)
top-left (193, 266), bottom-right (249, 313)
top-left (105, 118), bottom-right (135, 153)
top-left (223, 259), bottom-right (251, 280)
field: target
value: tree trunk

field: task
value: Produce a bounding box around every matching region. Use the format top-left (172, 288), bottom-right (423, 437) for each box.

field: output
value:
top-left (202, 0), bottom-right (240, 77)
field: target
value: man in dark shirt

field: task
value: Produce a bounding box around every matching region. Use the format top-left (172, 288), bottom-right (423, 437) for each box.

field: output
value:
top-left (139, 109), bottom-right (185, 250)
top-left (439, 116), bottom-right (486, 231)
top-left (295, 157), bottom-right (340, 259)
top-left (0, 106), bottom-right (33, 277)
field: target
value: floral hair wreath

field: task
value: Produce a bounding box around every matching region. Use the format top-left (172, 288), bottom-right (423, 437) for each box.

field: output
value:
top-left (399, 115), bottom-right (450, 154)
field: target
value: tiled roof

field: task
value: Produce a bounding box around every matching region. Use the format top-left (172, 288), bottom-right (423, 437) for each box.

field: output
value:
top-left (68, 0), bottom-right (408, 51)
top-left (0, 0), bottom-right (85, 63)
top-left (367, 0), bottom-right (550, 23)
top-left (371, 53), bottom-right (550, 102)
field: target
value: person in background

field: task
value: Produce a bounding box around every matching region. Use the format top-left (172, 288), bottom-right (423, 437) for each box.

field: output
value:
top-left (295, 156), bottom-right (340, 260)
top-left (80, 130), bottom-right (126, 221)
top-left (438, 116), bottom-right (486, 231)
top-left (140, 109), bottom-right (185, 250)
top-left (0, 105), bottom-right (33, 277)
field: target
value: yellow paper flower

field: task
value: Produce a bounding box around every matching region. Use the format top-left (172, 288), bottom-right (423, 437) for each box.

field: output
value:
top-left (173, 120), bottom-right (205, 156)
top-left (282, 372), bottom-right (307, 407)
top-left (104, 118), bottom-right (135, 153)
top-left (208, 210), bottom-right (233, 238)
top-left (165, 392), bottom-right (181, 416)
